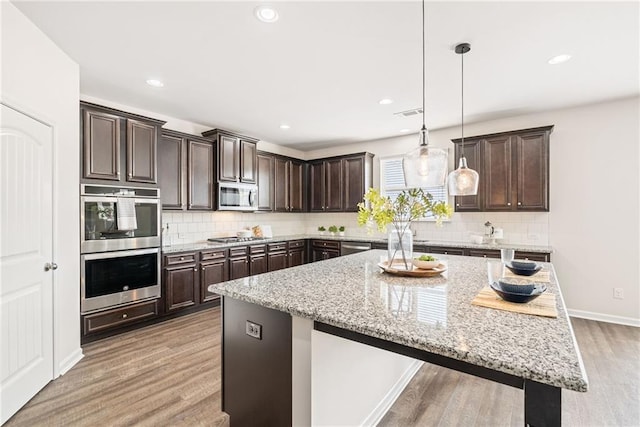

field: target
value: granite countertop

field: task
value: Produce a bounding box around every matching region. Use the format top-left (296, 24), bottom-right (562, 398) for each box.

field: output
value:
top-left (162, 234), bottom-right (553, 254)
top-left (210, 250), bottom-right (587, 392)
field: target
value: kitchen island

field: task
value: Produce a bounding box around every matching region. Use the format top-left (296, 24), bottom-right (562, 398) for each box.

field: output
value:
top-left (210, 250), bottom-right (587, 426)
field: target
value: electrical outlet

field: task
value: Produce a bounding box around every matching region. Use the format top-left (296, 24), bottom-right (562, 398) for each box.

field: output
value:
top-left (245, 321), bottom-right (262, 340)
top-left (613, 288), bottom-right (624, 299)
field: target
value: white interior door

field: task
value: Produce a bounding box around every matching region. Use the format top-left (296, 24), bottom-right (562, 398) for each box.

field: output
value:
top-left (0, 103), bottom-right (54, 424)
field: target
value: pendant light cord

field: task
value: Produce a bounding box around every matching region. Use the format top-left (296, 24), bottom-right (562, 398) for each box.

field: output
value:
top-left (461, 44), bottom-right (465, 160)
top-left (421, 0), bottom-right (425, 131)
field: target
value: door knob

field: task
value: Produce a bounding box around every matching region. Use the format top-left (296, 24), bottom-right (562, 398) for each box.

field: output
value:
top-left (44, 262), bottom-right (58, 271)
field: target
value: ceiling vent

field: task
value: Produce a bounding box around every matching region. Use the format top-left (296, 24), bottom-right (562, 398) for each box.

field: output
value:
top-left (394, 108), bottom-right (423, 117)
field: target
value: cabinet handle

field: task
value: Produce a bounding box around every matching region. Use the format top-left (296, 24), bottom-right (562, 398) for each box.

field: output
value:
top-left (456, 203), bottom-right (460, 207)
top-left (122, 313), bottom-right (128, 319)
top-left (507, 203), bottom-right (511, 206)
top-left (180, 257), bottom-right (184, 260)
top-left (517, 202), bottom-right (522, 206)
top-left (483, 255), bottom-right (487, 258)
top-left (444, 252), bottom-right (448, 255)
top-left (202, 267), bottom-right (205, 271)
top-left (194, 268), bottom-right (198, 272)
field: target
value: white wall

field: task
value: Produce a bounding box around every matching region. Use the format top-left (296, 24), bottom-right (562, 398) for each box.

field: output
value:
top-left (1, 2), bottom-right (82, 375)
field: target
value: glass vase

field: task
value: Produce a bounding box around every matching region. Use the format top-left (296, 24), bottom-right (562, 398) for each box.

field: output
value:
top-left (387, 224), bottom-right (413, 270)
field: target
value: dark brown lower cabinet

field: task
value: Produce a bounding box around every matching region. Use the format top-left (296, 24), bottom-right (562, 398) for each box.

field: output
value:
top-left (288, 249), bottom-right (305, 267)
top-left (268, 242), bottom-right (289, 272)
top-left (165, 263), bottom-right (198, 312)
top-left (515, 251), bottom-right (550, 262)
top-left (468, 249), bottom-right (501, 259)
top-left (229, 256), bottom-right (249, 280)
top-left (250, 254), bottom-right (268, 275)
top-left (82, 300), bottom-right (158, 335)
top-left (428, 246), bottom-right (465, 256)
top-left (200, 249), bottom-right (228, 303)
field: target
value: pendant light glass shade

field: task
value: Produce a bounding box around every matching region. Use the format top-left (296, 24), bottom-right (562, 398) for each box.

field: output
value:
top-left (447, 42), bottom-right (479, 196)
top-left (448, 157), bottom-right (479, 195)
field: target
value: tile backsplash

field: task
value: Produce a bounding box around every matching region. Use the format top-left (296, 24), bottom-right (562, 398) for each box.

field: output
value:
top-left (162, 210), bottom-right (549, 247)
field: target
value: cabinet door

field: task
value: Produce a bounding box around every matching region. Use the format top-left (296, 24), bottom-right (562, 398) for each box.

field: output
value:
top-left (219, 135), bottom-right (239, 182)
top-left (83, 109), bottom-right (121, 181)
top-left (484, 135), bottom-right (513, 211)
top-left (515, 132), bottom-right (549, 211)
top-left (158, 134), bottom-right (186, 210)
top-left (268, 252), bottom-right (288, 272)
top-left (274, 158), bottom-right (289, 212)
top-left (126, 119), bottom-right (157, 183)
top-left (309, 161), bottom-right (325, 212)
top-left (289, 161), bottom-right (304, 212)
top-left (229, 257), bottom-right (249, 280)
top-left (453, 139), bottom-right (483, 211)
top-left (188, 139), bottom-right (214, 210)
top-left (165, 265), bottom-right (197, 312)
top-left (250, 254), bottom-right (268, 275)
top-left (288, 249), bottom-right (305, 267)
top-left (514, 251), bottom-right (550, 262)
top-left (343, 156), bottom-right (366, 212)
top-left (324, 159), bottom-right (343, 211)
top-left (200, 260), bottom-right (228, 303)
top-left (240, 140), bottom-right (257, 184)
top-left (257, 153), bottom-right (274, 211)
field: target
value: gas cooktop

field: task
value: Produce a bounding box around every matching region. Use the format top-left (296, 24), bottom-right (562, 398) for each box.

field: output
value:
top-left (207, 237), bottom-right (265, 243)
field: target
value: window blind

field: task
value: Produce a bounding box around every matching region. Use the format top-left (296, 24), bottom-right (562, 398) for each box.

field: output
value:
top-left (380, 155), bottom-right (448, 220)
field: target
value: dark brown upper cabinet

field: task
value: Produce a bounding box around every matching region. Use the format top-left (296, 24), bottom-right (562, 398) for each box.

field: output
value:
top-left (452, 126), bottom-right (552, 212)
top-left (310, 159), bottom-right (343, 212)
top-left (201, 129), bottom-right (258, 184)
top-left (256, 152), bottom-right (275, 211)
top-left (81, 102), bottom-right (165, 185)
top-left (158, 129), bottom-right (214, 211)
top-left (188, 139), bottom-right (215, 210)
top-left (308, 152), bottom-right (373, 212)
top-left (274, 156), bottom-right (305, 212)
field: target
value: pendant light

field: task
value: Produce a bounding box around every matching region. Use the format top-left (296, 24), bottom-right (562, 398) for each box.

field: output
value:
top-left (402, 0), bottom-right (431, 188)
top-left (447, 42), bottom-right (479, 196)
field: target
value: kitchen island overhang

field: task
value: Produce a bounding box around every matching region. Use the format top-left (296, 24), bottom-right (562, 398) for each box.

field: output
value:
top-left (211, 250), bottom-right (588, 426)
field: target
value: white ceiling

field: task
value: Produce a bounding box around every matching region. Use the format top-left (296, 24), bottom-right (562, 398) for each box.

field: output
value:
top-left (13, 1), bottom-right (640, 150)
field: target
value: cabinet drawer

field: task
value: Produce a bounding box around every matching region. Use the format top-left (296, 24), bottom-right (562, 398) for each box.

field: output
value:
top-left (83, 300), bottom-right (158, 335)
top-left (428, 246), bottom-right (465, 256)
top-left (515, 251), bottom-right (550, 262)
top-left (249, 244), bottom-right (266, 254)
top-left (288, 240), bottom-right (305, 249)
top-left (164, 252), bottom-right (196, 266)
top-left (268, 242), bottom-right (287, 253)
top-left (468, 249), bottom-right (500, 259)
top-left (229, 247), bottom-right (248, 257)
top-left (312, 240), bottom-right (340, 250)
top-left (201, 249), bottom-right (227, 261)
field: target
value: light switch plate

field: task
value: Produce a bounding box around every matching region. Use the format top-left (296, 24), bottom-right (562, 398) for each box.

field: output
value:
top-left (246, 320), bottom-right (262, 339)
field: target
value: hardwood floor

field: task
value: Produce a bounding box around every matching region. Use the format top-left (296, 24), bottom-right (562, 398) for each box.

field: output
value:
top-left (6, 310), bottom-right (639, 426)
top-left (5, 309), bottom-right (228, 427)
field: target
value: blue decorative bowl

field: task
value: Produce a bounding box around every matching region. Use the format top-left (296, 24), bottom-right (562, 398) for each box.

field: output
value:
top-left (491, 281), bottom-right (547, 304)
top-left (505, 261), bottom-right (542, 276)
top-left (497, 278), bottom-right (537, 294)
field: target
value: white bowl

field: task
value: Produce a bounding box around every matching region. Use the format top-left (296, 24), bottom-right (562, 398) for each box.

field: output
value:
top-left (412, 258), bottom-right (440, 270)
top-left (237, 230), bottom-right (253, 238)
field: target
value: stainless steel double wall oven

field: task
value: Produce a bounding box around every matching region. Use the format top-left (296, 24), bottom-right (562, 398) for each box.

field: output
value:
top-left (80, 184), bottom-right (161, 314)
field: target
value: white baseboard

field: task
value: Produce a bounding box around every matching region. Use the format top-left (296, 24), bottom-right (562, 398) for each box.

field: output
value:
top-left (568, 309), bottom-right (640, 327)
top-left (57, 348), bottom-right (84, 377)
top-left (361, 360), bottom-right (423, 427)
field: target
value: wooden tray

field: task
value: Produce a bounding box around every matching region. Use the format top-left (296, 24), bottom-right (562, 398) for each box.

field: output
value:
top-left (377, 261), bottom-right (447, 277)
top-left (471, 286), bottom-right (558, 318)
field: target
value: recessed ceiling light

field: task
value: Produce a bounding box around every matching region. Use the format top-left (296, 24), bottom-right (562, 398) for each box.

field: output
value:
top-left (399, 129), bottom-right (410, 133)
top-left (548, 54), bottom-right (572, 65)
top-left (255, 5), bottom-right (279, 23)
top-left (280, 124), bottom-right (290, 130)
top-left (146, 79), bottom-right (164, 87)
top-left (379, 98), bottom-right (394, 105)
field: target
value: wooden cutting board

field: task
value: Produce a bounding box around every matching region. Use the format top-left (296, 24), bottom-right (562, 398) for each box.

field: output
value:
top-left (471, 286), bottom-right (558, 318)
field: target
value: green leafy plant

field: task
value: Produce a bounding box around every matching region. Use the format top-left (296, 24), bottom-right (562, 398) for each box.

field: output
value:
top-left (338, 226), bottom-right (345, 232)
top-left (318, 226), bottom-right (326, 232)
top-left (357, 188), bottom-right (452, 269)
top-left (328, 225), bottom-right (338, 233)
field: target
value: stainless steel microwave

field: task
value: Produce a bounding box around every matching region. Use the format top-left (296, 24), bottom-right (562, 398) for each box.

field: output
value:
top-left (218, 182), bottom-right (258, 211)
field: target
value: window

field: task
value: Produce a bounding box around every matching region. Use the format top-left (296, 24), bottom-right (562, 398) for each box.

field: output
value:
top-left (380, 152), bottom-right (449, 221)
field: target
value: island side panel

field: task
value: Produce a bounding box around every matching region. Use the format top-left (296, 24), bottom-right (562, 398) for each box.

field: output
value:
top-left (222, 297), bottom-right (292, 426)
